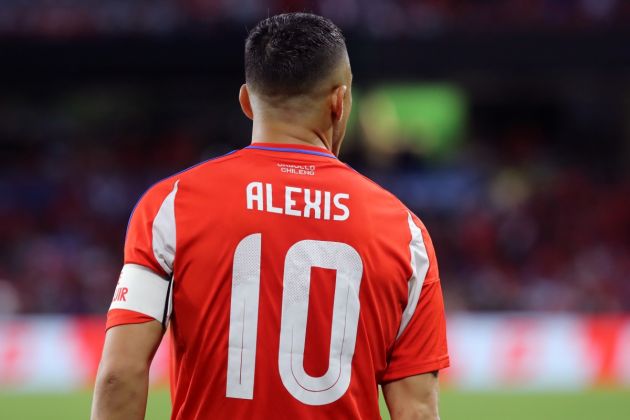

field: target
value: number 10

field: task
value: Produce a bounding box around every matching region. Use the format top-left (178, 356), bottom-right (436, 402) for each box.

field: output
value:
top-left (226, 234), bottom-right (363, 406)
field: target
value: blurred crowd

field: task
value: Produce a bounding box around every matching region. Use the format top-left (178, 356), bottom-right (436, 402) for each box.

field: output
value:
top-left (1, 86), bottom-right (629, 315)
top-left (424, 162), bottom-right (630, 312)
top-left (0, 0), bottom-right (628, 37)
top-left (1, 0), bottom-right (628, 315)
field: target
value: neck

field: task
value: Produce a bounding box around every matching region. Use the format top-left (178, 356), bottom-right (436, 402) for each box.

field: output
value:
top-left (250, 118), bottom-right (333, 152)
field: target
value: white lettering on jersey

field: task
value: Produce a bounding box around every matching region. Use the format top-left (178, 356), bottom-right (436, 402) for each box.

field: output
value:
top-left (303, 188), bottom-right (321, 219)
top-left (265, 183), bottom-right (283, 214)
top-left (323, 191), bottom-right (331, 220)
top-left (246, 182), bottom-right (264, 210)
top-left (277, 163), bottom-right (316, 176)
top-left (284, 186), bottom-right (302, 216)
top-left (245, 182), bottom-right (350, 221)
top-left (333, 193), bottom-right (350, 221)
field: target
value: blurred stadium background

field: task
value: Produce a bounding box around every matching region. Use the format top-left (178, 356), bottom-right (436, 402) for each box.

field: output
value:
top-left (1, 1), bottom-right (629, 419)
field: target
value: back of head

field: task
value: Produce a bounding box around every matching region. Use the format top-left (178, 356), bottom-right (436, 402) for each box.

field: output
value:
top-left (245, 13), bottom-right (347, 99)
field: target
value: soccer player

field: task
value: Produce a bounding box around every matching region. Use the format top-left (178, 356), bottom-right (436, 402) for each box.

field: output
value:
top-left (92, 12), bottom-right (449, 420)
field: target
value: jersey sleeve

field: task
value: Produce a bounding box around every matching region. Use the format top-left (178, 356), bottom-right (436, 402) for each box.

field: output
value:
top-left (381, 212), bottom-right (450, 383)
top-left (106, 179), bottom-right (179, 330)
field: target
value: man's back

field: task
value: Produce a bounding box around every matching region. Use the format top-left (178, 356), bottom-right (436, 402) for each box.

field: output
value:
top-left (107, 143), bottom-right (449, 419)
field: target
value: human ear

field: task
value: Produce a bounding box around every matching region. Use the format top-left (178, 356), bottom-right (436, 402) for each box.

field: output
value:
top-left (239, 84), bottom-right (254, 120)
top-left (331, 85), bottom-right (347, 122)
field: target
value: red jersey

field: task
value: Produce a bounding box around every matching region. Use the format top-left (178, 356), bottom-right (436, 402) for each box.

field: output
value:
top-left (107, 142), bottom-right (449, 419)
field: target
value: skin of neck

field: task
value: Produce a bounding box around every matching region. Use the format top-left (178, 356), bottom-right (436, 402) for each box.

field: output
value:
top-left (240, 55), bottom-right (352, 157)
top-left (250, 102), bottom-right (333, 151)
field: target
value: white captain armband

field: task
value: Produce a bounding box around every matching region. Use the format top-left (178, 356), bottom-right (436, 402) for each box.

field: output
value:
top-left (109, 263), bottom-right (173, 327)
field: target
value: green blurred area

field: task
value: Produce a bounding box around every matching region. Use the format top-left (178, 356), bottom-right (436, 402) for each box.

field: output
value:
top-left (0, 388), bottom-right (628, 419)
top-left (359, 84), bottom-right (467, 158)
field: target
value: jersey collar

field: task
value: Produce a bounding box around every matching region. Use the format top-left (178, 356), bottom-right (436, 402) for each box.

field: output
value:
top-left (245, 142), bottom-right (337, 159)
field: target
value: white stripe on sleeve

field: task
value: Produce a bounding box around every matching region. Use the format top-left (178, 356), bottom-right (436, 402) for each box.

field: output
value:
top-left (152, 180), bottom-right (179, 276)
top-left (109, 263), bottom-right (172, 325)
top-left (396, 212), bottom-right (431, 339)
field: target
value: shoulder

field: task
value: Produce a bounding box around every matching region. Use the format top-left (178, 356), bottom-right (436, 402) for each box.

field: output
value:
top-left (337, 163), bottom-right (436, 249)
top-left (167, 149), bottom-right (242, 183)
top-left (137, 150), bottom-right (241, 204)
top-left (338, 162), bottom-right (415, 216)
top-left (126, 150), bottom-right (241, 227)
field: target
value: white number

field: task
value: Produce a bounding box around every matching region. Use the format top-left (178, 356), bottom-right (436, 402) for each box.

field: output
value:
top-left (279, 240), bottom-right (363, 405)
top-left (226, 234), bottom-right (363, 406)
top-left (226, 233), bottom-right (261, 399)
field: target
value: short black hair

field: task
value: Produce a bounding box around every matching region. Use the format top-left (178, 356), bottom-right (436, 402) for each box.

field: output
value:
top-left (245, 13), bottom-right (347, 97)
